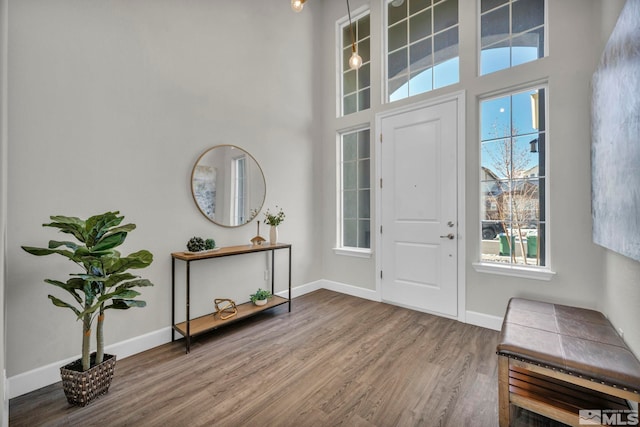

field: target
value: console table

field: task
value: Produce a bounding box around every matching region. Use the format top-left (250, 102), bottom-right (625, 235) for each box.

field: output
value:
top-left (171, 243), bottom-right (292, 353)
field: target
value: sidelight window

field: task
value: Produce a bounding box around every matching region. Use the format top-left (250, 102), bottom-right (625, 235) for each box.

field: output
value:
top-left (339, 128), bottom-right (371, 250)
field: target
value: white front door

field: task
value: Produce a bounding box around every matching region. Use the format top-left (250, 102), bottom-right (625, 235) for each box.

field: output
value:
top-left (378, 98), bottom-right (460, 317)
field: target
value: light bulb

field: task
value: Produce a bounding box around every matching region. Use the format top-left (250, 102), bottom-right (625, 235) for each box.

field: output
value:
top-left (349, 51), bottom-right (363, 70)
top-left (291, 0), bottom-right (304, 12)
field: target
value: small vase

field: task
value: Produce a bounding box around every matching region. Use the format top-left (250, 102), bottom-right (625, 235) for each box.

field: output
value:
top-left (254, 299), bottom-right (268, 306)
top-left (269, 225), bottom-right (278, 245)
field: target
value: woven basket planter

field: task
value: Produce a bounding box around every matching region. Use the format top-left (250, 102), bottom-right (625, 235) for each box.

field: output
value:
top-left (60, 353), bottom-right (116, 407)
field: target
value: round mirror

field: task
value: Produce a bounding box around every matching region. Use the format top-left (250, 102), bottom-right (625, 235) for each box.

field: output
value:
top-left (191, 145), bottom-right (266, 227)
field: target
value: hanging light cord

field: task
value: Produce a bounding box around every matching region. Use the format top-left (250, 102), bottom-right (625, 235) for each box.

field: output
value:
top-left (346, 0), bottom-right (356, 54)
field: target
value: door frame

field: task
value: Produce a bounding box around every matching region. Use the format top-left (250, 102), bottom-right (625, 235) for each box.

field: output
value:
top-left (374, 91), bottom-right (466, 322)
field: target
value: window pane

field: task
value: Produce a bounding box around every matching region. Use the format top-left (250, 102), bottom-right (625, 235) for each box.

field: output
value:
top-left (512, 0), bottom-right (544, 33)
top-left (434, 57), bottom-right (459, 89)
top-left (343, 93), bottom-right (357, 115)
top-left (388, 21), bottom-right (408, 52)
top-left (342, 26), bottom-right (351, 49)
top-left (481, 138), bottom-right (511, 179)
top-left (358, 159), bottom-right (370, 189)
top-left (410, 38), bottom-right (432, 70)
top-left (410, 0), bottom-right (430, 15)
top-left (388, 0), bottom-right (408, 25)
top-left (512, 90), bottom-right (540, 136)
top-left (358, 88), bottom-right (371, 111)
top-left (343, 133), bottom-right (357, 160)
top-left (481, 0), bottom-right (508, 13)
top-left (409, 68), bottom-right (433, 95)
top-left (481, 6), bottom-right (509, 46)
top-left (434, 27), bottom-right (458, 64)
top-left (480, 40), bottom-right (510, 75)
top-left (388, 48), bottom-right (408, 79)
top-left (389, 76), bottom-right (409, 101)
top-left (410, 9), bottom-right (431, 43)
top-left (512, 28), bottom-right (544, 67)
top-left (343, 69), bottom-right (357, 94)
top-left (343, 162), bottom-right (356, 190)
top-left (358, 14), bottom-right (370, 40)
top-left (344, 219), bottom-right (357, 247)
top-left (358, 220), bottom-right (370, 248)
top-left (358, 129), bottom-right (370, 158)
top-left (480, 95), bottom-right (511, 141)
top-left (358, 38), bottom-right (371, 64)
top-left (433, 0), bottom-right (458, 33)
top-left (343, 190), bottom-right (357, 218)
top-left (358, 189), bottom-right (370, 218)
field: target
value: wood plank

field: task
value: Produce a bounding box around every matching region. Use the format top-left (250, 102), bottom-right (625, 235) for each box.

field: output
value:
top-left (173, 296), bottom-right (289, 337)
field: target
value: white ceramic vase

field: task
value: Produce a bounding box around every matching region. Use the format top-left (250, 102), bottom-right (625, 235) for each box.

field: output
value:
top-left (254, 299), bottom-right (267, 306)
top-left (269, 225), bottom-right (278, 245)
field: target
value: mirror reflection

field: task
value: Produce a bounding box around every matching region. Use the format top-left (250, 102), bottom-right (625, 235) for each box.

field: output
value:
top-left (191, 145), bottom-right (266, 227)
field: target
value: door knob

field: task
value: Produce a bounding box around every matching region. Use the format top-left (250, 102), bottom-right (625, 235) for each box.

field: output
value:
top-left (440, 233), bottom-right (455, 240)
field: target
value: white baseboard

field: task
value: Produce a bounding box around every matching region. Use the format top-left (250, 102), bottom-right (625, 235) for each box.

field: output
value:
top-left (465, 310), bottom-right (503, 331)
top-left (8, 327), bottom-right (172, 399)
top-left (9, 281), bottom-right (500, 399)
top-left (319, 279), bottom-right (380, 301)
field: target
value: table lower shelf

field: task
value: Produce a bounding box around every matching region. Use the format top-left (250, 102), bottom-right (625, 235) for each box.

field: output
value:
top-left (173, 295), bottom-right (289, 338)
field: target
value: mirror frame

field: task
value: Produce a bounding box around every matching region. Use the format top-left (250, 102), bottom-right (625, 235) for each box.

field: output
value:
top-left (190, 145), bottom-right (266, 228)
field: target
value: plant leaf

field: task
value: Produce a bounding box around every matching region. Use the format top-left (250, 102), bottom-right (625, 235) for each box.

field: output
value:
top-left (48, 240), bottom-right (79, 251)
top-left (48, 295), bottom-right (82, 317)
top-left (44, 216), bottom-right (87, 242)
top-left (44, 278), bottom-right (84, 304)
top-left (105, 250), bottom-right (153, 274)
top-left (117, 278), bottom-right (154, 290)
top-left (92, 231), bottom-right (127, 252)
top-left (106, 299), bottom-right (147, 310)
top-left (85, 211), bottom-right (123, 246)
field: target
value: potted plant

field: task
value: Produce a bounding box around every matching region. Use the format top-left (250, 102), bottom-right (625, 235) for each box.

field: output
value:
top-left (21, 211), bottom-right (154, 406)
top-left (249, 288), bottom-right (272, 306)
top-left (263, 206), bottom-right (285, 245)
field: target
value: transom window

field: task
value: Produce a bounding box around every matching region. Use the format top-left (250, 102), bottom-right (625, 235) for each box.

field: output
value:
top-left (340, 128), bottom-right (371, 249)
top-left (480, 87), bottom-right (547, 267)
top-left (386, 0), bottom-right (459, 102)
top-left (341, 13), bottom-right (371, 116)
top-left (480, 0), bottom-right (546, 75)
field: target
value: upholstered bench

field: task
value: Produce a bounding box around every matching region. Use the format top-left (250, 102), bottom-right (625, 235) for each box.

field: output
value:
top-left (497, 298), bottom-right (640, 426)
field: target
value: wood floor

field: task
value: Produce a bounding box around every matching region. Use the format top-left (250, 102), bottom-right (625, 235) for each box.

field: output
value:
top-left (9, 289), bottom-right (557, 426)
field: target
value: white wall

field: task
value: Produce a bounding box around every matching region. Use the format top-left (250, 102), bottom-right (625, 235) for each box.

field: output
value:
top-left (6, 0), bottom-right (321, 380)
top-left (319, 0), bottom-right (640, 353)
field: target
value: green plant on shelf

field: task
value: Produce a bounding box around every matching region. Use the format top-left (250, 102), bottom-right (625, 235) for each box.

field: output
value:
top-left (249, 288), bottom-right (272, 303)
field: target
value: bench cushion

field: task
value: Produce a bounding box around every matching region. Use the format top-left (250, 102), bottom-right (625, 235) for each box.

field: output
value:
top-left (497, 298), bottom-right (640, 393)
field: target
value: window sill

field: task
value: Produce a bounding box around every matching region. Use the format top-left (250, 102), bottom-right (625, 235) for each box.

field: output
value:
top-left (333, 247), bottom-right (372, 259)
top-left (472, 262), bottom-right (556, 281)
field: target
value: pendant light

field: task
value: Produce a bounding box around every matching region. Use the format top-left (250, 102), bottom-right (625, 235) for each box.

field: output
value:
top-left (291, 0), bottom-right (305, 13)
top-left (291, 0), bottom-right (362, 70)
top-left (345, 0), bottom-right (362, 70)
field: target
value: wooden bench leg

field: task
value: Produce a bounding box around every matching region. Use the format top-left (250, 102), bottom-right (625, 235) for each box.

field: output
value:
top-left (498, 356), bottom-right (511, 427)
